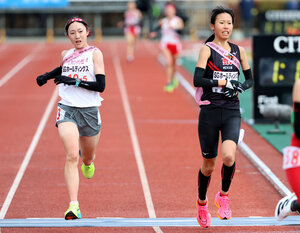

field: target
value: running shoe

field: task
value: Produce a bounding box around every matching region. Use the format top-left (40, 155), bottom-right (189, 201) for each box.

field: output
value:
top-left (164, 83), bottom-right (174, 93)
top-left (215, 192), bottom-right (232, 220)
top-left (275, 192), bottom-right (297, 221)
top-left (64, 202), bottom-right (82, 220)
top-left (81, 162), bottom-right (95, 179)
top-left (172, 78), bottom-right (179, 88)
top-left (196, 199), bottom-right (211, 228)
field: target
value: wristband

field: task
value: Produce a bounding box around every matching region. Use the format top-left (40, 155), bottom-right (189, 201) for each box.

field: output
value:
top-left (75, 78), bottom-right (81, 87)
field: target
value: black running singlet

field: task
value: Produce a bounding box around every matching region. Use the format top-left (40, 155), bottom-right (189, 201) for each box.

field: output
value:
top-left (201, 42), bottom-right (241, 110)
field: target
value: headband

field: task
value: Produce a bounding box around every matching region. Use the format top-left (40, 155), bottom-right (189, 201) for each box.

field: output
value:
top-left (165, 4), bottom-right (176, 10)
top-left (65, 17), bottom-right (91, 37)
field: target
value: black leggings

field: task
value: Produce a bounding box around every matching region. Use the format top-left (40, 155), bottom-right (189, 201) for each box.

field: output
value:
top-left (198, 106), bottom-right (241, 159)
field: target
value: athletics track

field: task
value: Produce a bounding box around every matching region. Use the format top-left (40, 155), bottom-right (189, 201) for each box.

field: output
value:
top-left (0, 40), bottom-right (299, 232)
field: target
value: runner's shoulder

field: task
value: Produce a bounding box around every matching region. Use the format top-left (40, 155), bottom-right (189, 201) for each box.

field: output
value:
top-left (61, 50), bottom-right (68, 59)
top-left (200, 44), bottom-right (211, 57)
top-left (93, 47), bottom-right (103, 61)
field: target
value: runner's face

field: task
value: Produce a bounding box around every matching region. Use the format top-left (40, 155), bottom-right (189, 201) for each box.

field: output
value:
top-left (67, 22), bottom-right (89, 49)
top-left (165, 5), bottom-right (176, 17)
top-left (211, 13), bottom-right (233, 41)
top-left (127, 1), bottom-right (136, 10)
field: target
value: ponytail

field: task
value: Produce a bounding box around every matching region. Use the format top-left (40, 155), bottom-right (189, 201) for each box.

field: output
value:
top-left (205, 33), bottom-right (215, 44)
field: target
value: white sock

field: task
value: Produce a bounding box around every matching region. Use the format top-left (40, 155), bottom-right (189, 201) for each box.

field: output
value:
top-left (70, 201), bottom-right (79, 205)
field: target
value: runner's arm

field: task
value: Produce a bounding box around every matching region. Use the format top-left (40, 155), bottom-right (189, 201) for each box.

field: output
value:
top-left (239, 46), bottom-right (253, 90)
top-left (36, 66), bottom-right (62, 86)
top-left (194, 45), bottom-right (225, 87)
top-left (293, 80), bottom-right (300, 138)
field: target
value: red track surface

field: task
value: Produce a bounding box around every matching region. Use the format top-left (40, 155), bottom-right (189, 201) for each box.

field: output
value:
top-left (0, 40), bottom-right (299, 233)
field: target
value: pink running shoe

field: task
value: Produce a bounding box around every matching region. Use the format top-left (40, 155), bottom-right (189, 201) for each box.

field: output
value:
top-left (196, 199), bottom-right (211, 228)
top-left (215, 192), bottom-right (232, 220)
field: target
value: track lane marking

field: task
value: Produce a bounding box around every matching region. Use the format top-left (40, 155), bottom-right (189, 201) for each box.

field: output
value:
top-left (0, 216), bottom-right (299, 227)
top-left (111, 45), bottom-right (163, 233)
top-left (0, 44), bottom-right (43, 88)
top-left (0, 88), bottom-right (58, 219)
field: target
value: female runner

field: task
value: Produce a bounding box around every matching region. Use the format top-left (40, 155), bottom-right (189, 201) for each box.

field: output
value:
top-left (123, 1), bottom-right (142, 62)
top-left (36, 17), bottom-right (105, 220)
top-left (193, 7), bottom-right (253, 228)
top-left (275, 79), bottom-right (300, 220)
top-left (150, 3), bottom-right (184, 93)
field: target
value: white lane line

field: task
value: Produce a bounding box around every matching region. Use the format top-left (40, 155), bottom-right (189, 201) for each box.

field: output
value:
top-left (0, 88), bottom-right (58, 219)
top-left (0, 44), bottom-right (43, 88)
top-left (111, 46), bottom-right (163, 233)
top-left (173, 67), bottom-right (292, 197)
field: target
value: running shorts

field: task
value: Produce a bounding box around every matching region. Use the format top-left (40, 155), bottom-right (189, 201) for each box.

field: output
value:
top-left (56, 103), bottom-right (101, 137)
top-left (198, 106), bottom-right (241, 158)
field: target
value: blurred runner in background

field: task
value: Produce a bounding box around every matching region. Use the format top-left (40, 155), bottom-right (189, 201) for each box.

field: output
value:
top-left (150, 3), bottom-right (184, 93)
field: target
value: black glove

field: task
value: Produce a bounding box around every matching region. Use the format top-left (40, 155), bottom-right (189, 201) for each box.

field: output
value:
top-left (224, 88), bottom-right (237, 98)
top-left (36, 74), bottom-right (49, 86)
top-left (225, 80), bottom-right (245, 93)
top-left (36, 66), bottom-right (62, 87)
top-left (54, 76), bottom-right (78, 86)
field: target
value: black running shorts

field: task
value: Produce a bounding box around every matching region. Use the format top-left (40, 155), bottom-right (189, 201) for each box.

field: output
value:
top-left (198, 106), bottom-right (241, 159)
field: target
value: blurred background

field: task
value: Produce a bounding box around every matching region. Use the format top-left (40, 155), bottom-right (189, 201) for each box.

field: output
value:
top-left (0, 0), bottom-right (299, 42)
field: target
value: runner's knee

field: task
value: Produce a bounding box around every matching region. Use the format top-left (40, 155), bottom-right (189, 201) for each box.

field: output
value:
top-left (202, 160), bottom-right (216, 176)
top-left (222, 153), bottom-right (235, 166)
top-left (66, 151), bottom-right (79, 163)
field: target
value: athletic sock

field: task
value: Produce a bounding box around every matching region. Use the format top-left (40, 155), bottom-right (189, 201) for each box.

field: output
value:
top-left (198, 199), bottom-right (207, 206)
top-left (70, 201), bottom-right (79, 205)
top-left (198, 169), bottom-right (211, 201)
top-left (221, 162), bottom-right (236, 193)
top-left (291, 200), bottom-right (300, 213)
top-left (220, 192), bottom-right (228, 197)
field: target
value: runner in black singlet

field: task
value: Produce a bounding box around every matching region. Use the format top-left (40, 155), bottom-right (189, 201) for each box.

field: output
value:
top-left (193, 7), bottom-right (253, 228)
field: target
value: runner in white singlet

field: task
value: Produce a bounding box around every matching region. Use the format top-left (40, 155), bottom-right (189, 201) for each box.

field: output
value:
top-left (36, 17), bottom-right (106, 220)
top-left (150, 3), bottom-right (184, 93)
top-left (122, 1), bottom-right (142, 62)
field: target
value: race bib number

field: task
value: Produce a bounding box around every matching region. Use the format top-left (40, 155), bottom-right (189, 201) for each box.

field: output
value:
top-left (56, 106), bottom-right (66, 122)
top-left (283, 146), bottom-right (300, 170)
top-left (212, 71), bottom-right (238, 93)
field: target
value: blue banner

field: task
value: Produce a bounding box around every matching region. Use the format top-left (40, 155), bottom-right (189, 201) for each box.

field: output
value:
top-left (0, 0), bottom-right (68, 9)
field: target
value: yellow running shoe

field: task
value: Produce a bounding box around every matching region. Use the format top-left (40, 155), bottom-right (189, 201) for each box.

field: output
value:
top-left (81, 162), bottom-right (95, 179)
top-left (64, 202), bottom-right (81, 220)
top-left (172, 78), bottom-right (179, 88)
top-left (164, 83), bottom-right (174, 93)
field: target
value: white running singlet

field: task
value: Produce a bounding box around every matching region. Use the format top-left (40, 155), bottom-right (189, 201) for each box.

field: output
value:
top-left (59, 46), bottom-right (103, 107)
top-left (161, 16), bottom-right (182, 46)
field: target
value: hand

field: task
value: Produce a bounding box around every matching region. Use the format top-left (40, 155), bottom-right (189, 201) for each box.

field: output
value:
top-left (224, 88), bottom-right (237, 98)
top-left (54, 76), bottom-right (76, 86)
top-left (36, 74), bottom-right (49, 87)
top-left (225, 80), bottom-right (245, 93)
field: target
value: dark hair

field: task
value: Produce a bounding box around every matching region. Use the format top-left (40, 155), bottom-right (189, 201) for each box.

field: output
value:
top-left (205, 6), bottom-right (235, 43)
top-left (65, 16), bottom-right (91, 37)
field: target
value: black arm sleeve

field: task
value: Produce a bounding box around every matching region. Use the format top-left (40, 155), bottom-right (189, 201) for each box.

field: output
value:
top-left (78, 74), bottom-right (105, 93)
top-left (193, 67), bottom-right (219, 87)
top-left (294, 102), bottom-right (300, 138)
top-left (241, 69), bottom-right (254, 90)
top-left (45, 66), bottom-right (62, 79)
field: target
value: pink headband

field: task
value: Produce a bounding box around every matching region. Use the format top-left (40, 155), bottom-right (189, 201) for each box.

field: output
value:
top-left (65, 17), bottom-right (91, 37)
top-left (165, 4), bottom-right (176, 10)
